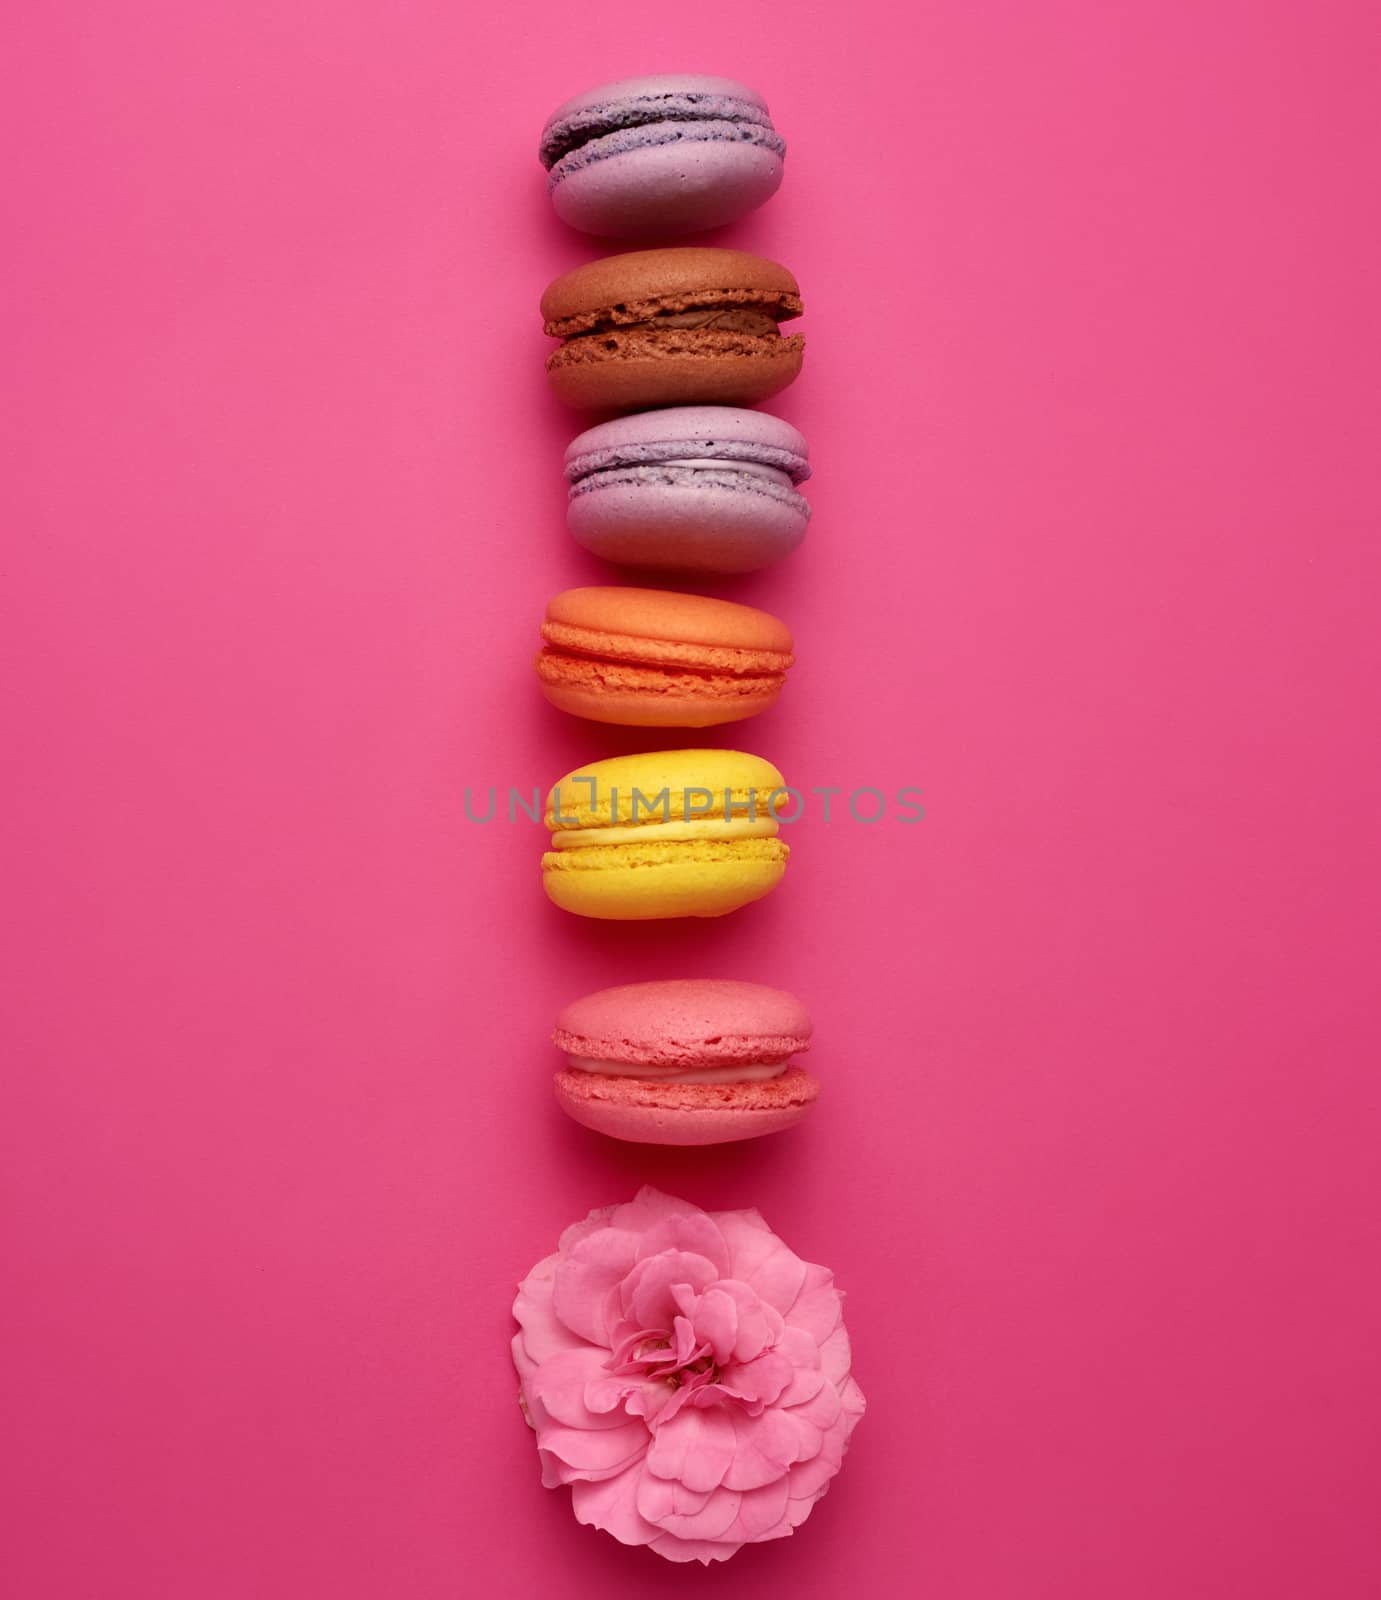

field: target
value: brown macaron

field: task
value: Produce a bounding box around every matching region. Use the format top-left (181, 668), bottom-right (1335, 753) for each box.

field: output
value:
top-left (541, 247), bottom-right (804, 411)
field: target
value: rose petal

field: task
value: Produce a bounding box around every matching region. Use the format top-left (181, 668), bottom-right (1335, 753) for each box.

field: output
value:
top-left (511, 1332), bottom-right (538, 1393)
top-left (785, 1377), bottom-right (842, 1433)
top-left (646, 1405), bottom-right (735, 1493)
top-left (784, 1493), bottom-right (817, 1529)
top-left (647, 1532), bottom-right (739, 1564)
top-left (553, 1228), bottom-right (640, 1345)
top-left (785, 1262), bottom-right (843, 1343)
top-left (535, 1418), bottom-right (649, 1484)
top-left (732, 1476), bottom-right (791, 1540)
top-left (623, 1250), bottom-right (719, 1329)
top-left (704, 1278), bottom-right (779, 1361)
top-left (840, 1374), bottom-right (867, 1429)
top-left (723, 1405), bottom-right (798, 1491)
top-left (527, 1347), bottom-right (629, 1430)
top-left (633, 1473), bottom-right (712, 1525)
top-left (654, 1384), bottom-right (692, 1426)
top-left (641, 1211), bottom-right (731, 1279)
top-left (718, 1349), bottom-right (794, 1408)
top-left (570, 1462), bottom-right (659, 1547)
top-left (774, 1323), bottom-right (821, 1367)
top-left (692, 1286), bottom-right (739, 1365)
top-left (785, 1414), bottom-right (848, 1500)
top-left (513, 1255), bottom-right (588, 1367)
top-left (776, 1363), bottom-right (827, 1410)
top-left (818, 1323), bottom-right (854, 1385)
top-left (778, 1408), bottom-right (823, 1465)
top-left (557, 1204), bottom-right (616, 1255)
top-left (651, 1484), bottom-right (742, 1542)
top-left (745, 1241), bottom-right (810, 1315)
top-left (713, 1206), bottom-right (772, 1250)
top-left (609, 1187), bottom-right (696, 1235)
top-left (716, 1216), bottom-right (809, 1313)
top-left (624, 1380), bottom-right (678, 1424)
top-left (583, 1373), bottom-right (651, 1416)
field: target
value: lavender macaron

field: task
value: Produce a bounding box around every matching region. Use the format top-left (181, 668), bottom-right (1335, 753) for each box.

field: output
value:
top-left (564, 405), bottom-right (811, 574)
top-left (539, 74), bottom-right (786, 238)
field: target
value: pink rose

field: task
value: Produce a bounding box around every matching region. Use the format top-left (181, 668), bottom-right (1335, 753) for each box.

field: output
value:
top-left (512, 1187), bottom-right (865, 1564)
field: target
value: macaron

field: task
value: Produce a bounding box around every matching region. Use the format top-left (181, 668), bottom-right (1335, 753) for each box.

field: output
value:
top-left (537, 587), bottom-right (794, 727)
top-left (553, 979), bottom-right (818, 1145)
top-left (542, 248), bottom-right (804, 411)
top-left (564, 405), bottom-right (811, 573)
top-left (542, 748), bottom-right (788, 919)
top-left (539, 74), bottom-right (786, 238)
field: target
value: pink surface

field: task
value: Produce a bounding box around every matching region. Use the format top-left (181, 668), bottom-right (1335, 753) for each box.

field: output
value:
top-left (2, 3), bottom-right (1380, 1597)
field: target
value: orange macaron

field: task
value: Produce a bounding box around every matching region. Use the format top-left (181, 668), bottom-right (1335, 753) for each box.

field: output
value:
top-left (536, 586), bottom-right (794, 727)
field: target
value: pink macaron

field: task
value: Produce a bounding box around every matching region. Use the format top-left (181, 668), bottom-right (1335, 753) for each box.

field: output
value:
top-left (552, 979), bottom-right (818, 1146)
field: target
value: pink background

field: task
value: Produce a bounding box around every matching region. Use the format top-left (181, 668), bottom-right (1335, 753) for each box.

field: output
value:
top-left (4, 2), bottom-right (1380, 1595)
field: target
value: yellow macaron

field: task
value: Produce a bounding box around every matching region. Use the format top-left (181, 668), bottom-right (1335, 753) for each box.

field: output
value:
top-left (541, 749), bottom-right (789, 920)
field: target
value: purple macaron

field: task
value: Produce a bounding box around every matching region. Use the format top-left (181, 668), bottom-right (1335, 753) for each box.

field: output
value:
top-left (539, 74), bottom-right (786, 238)
top-left (564, 406), bottom-right (812, 574)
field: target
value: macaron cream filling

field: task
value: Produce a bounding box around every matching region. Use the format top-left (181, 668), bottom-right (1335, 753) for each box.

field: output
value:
top-left (565, 1057), bottom-right (790, 1085)
top-left (540, 93), bottom-right (783, 175)
top-left (567, 461), bottom-right (809, 519)
top-left (546, 290), bottom-right (801, 352)
top-left (550, 815), bottom-right (781, 850)
top-left (655, 458), bottom-right (792, 482)
top-left (561, 422), bottom-right (811, 530)
top-left (564, 436), bottom-right (810, 487)
top-left (544, 762), bottom-right (786, 835)
top-left (544, 119), bottom-right (786, 190)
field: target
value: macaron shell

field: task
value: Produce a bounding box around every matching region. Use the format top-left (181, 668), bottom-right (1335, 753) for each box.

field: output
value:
top-left (554, 978), bottom-right (813, 1069)
top-left (550, 137), bottom-right (784, 238)
top-left (545, 747), bottom-right (786, 830)
top-left (568, 465), bottom-right (808, 572)
top-left (541, 838), bottom-right (787, 919)
top-left (537, 660), bottom-right (784, 727)
top-left (564, 405), bottom-right (810, 480)
top-left (541, 248), bottom-right (800, 327)
top-left (554, 1065), bottom-right (819, 1145)
top-left (546, 338), bottom-right (804, 412)
top-left (544, 585), bottom-right (793, 654)
top-left (542, 75), bottom-right (773, 134)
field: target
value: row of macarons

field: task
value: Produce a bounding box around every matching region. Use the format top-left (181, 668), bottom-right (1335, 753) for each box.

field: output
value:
top-left (541, 80), bottom-right (807, 569)
top-left (537, 80), bottom-right (807, 1147)
top-left (517, 86), bottom-right (861, 1572)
